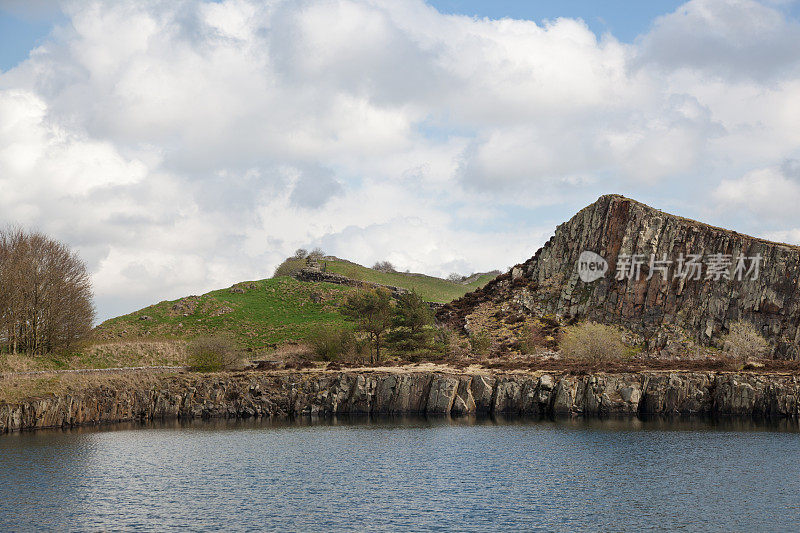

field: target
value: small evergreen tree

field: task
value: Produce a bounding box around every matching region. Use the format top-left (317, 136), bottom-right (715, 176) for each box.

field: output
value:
top-left (340, 288), bottom-right (394, 363)
top-left (386, 290), bottom-right (435, 353)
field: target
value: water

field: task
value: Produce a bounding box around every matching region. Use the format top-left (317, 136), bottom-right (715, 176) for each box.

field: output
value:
top-left (1, 416), bottom-right (799, 532)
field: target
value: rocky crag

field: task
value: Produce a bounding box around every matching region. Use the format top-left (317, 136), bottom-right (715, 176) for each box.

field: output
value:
top-left (438, 195), bottom-right (800, 359)
top-left (2, 369), bottom-right (799, 433)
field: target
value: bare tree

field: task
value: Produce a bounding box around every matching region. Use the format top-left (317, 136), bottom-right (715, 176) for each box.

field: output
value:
top-left (0, 227), bottom-right (95, 355)
top-left (307, 247), bottom-right (326, 260)
top-left (372, 260), bottom-right (396, 273)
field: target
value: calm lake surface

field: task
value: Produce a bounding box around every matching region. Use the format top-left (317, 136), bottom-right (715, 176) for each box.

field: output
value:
top-left (1, 416), bottom-right (799, 532)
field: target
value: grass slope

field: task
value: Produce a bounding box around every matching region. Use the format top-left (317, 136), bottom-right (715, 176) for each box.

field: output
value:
top-left (95, 277), bottom-right (356, 349)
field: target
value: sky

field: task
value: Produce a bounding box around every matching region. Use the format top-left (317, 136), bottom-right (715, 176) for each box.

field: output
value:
top-left (1, 0), bottom-right (800, 322)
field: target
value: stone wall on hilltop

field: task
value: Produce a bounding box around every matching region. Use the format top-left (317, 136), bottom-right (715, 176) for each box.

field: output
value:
top-left (293, 267), bottom-right (408, 297)
top-left (437, 195), bottom-right (800, 359)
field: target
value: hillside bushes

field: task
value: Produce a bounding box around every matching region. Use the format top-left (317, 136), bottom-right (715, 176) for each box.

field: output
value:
top-left (187, 336), bottom-right (240, 372)
top-left (469, 330), bottom-right (492, 356)
top-left (273, 258), bottom-right (305, 278)
top-left (307, 324), bottom-right (359, 362)
top-left (318, 288), bottom-right (443, 364)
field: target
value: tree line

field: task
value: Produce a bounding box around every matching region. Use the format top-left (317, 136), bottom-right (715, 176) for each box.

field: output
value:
top-left (0, 227), bottom-right (94, 355)
top-left (306, 287), bottom-right (441, 364)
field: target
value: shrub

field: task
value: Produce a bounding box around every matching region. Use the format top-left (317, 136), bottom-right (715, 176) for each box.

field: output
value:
top-left (430, 324), bottom-right (462, 358)
top-left (720, 320), bottom-right (769, 362)
top-left (517, 324), bottom-right (545, 354)
top-left (187, 336), bottom-right (239, 372)
top-left (273, 258), bottom-right (304, 278)
top-left (433, 325), bottom-right (452, 350)
top-left (559, 322), bottom-right (625, 362)
top-left (307, 324), bottom-right (357, 362)
top-left (469, 329), bottom-right (492, 356)
top-left (293, 248), bottom-right (308, 259)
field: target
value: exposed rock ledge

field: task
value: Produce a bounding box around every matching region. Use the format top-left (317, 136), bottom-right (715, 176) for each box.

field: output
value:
top-left (2, 370), bottom-right (799, 433)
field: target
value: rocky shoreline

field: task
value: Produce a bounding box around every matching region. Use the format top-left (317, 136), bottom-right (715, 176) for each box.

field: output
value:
top-left (2, 369), bottom-right (799, 433)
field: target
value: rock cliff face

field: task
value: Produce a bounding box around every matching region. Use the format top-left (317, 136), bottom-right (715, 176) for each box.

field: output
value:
top-left (2, 370), bottom-right (799, 433)
top-left (438, 195), bottom-right (800, 359)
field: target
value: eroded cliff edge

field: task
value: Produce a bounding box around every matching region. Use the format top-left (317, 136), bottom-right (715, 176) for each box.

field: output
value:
top-left (2, 369), bottom-right (799, 433)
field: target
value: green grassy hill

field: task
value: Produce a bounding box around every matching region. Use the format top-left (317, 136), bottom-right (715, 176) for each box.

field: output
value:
top-left (94, 277), bottom-right (356, 349)
top-left (94, 258), bottom-right (497, 349)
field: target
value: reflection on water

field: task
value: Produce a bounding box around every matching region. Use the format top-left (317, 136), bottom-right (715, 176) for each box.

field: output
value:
top-left (1, 415), bottom-right (799, 532)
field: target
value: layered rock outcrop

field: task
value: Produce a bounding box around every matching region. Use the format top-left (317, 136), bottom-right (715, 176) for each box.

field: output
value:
top-left (438, 195), bottom-right (800, 359)
top-left (2, 370), bottom-right (799, 433)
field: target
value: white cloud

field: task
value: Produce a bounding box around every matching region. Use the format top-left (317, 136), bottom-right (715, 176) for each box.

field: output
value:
top-left (713, 161), bottom-right (800, 221)
top-left (763, 228), bottom-right (800, 245)
top-left (0, 0), bottom-right (799, 320)
top-left (637, 0), bottom-right (800, 80)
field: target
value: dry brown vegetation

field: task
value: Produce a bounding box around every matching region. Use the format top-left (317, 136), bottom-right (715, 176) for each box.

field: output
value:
top-left (559, 322), bottom-right (626, 362)
top-left (0, 370), bottom-right (176, 404)
top-left (262, 342), bottom-right (315, 362)
top-left (82, 341), bottom-right (188, 368)
top-left (186, 336), bottom-right (241, 372)
top-left (720, 320), bottom-right (770, 362)
top-left (0, 340), bottom-right (188, 373)
top-left (305, 324), bottom-right (368, 363)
